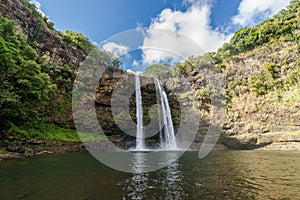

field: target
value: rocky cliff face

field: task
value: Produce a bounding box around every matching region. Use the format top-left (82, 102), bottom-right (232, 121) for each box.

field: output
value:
top-left (76, 68), bottom-right (181, 148)
top-left (224, 42), bottom-right (300, 135)
top-left (182, 40), bottom-right (300, 149)
top-left (0, 0), bottom-right (86, 68)
top-left (95, 69), bottom-right (157, 138)
top-left (0, 0), bottom-right (182, 148)
top-left (1, 0), bottom-right (298, 150)
top-left (0, 0), bottom-right (89, 128)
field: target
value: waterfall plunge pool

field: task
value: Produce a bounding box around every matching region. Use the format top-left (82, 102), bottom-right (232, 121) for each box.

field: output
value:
top-left (1, 151), bottom-right (300, 200)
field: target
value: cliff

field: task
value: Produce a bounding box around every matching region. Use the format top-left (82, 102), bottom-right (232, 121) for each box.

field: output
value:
top-left (0, 0), bottom-right (299, 151)
top-left (171, 0), bottom-right (300, 150)
top-left (0, 0), bottom-right (86, 68)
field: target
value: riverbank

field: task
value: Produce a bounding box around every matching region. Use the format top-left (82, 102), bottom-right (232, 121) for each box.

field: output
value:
top-left (1, 130), bottom-right (300, 161)
top-left (222, 130), bottom-right (300, 150)
top-left (0, 123), bottom-right (99, 161)
top-left (0, 139), bottom-right (86, 160)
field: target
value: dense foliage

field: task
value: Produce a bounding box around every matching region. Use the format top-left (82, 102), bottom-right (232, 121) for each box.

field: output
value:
top-left (173, 0), bottom-right (300, 75)
top-left (59, 30), bottom-right (122, 68)
top-left (0, 15), bottom-right (56, 135)
top-left (1, 0), bottom-right (299, 142)
top-left (144, 64), bottom-right (171, 80)
top-left (219, 0), bottom-right (300, 58)
top-left (60, 30), bottom-right (98, 54)
top-left (167, 0), bottom-right (300, 118)
top-left (24, 0), bottom-right (55, 42)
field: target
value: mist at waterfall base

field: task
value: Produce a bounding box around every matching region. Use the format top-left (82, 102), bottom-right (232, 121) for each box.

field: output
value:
top-left (133, 73), bottom-right (179, 152)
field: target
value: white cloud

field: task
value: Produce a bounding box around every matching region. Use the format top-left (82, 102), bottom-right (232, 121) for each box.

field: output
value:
top-left (140, 1), bottom-right (231, 65)
top-left (102, 42), bottom-right (130, 57)
top-left (232, 0), bottom-right (290, 26)
top-left (29, 0), bottom-right (47, 17)
top-left (132, 60), bottom-right (139, 67)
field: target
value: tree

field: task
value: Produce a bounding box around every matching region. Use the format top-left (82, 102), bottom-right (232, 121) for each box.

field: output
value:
top-left (61, 30), bottom-right (122, 69)
top-left (97, 50), bottom-right (122, 69)
top-left (144, 64), bottom-right (171, 80)
top-left (0, 16), bottom-right (56, 136)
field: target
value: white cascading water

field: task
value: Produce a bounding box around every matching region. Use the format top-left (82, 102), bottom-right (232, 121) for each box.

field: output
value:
top-left (153, 79), bottom-right (178, 150)
top-left (135, 74), bottom-right (146, 150)
top-left (154, 80), bottom-right (164, 148)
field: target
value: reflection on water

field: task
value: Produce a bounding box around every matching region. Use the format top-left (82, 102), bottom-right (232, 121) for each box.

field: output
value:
top-left (1, 151), bottom-right (300, 200)
top-left (162, 153), bottom-right (183, 200)
top-left (121, 152), bottom-right (184, 200)
top-left (123, 153), bottom-right (149, 200)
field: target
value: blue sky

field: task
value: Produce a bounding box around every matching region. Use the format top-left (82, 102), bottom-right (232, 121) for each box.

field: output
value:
top-left (31, 0), bottom-right (291, 70)
top-left (34, 0), bottom-right (240, 42)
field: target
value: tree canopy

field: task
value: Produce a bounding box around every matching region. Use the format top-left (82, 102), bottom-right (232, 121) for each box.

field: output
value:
top-left (144, 64), bottom-right (171, 80)
top-left (0, 15), bottom-right (56, 134)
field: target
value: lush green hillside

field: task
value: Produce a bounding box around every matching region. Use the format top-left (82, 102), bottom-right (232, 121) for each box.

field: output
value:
top-left (0, 0), bottom-right (299, 152)
top-left (0, 15), bottom-right (56, 134)
top-left (0, 0), bottom-right (122, 142)
top-left (169, 0), bottom-right (300, 149)
top-left (173, 0), bottom-right (299, 74)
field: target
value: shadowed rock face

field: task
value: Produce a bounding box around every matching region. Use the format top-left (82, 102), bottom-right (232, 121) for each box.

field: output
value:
top-left (94, 69), bottom-right (181, 148)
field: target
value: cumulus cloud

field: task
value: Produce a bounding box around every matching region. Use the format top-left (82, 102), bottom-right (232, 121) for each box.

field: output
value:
top-left (140, 1), bottom-right (231, 65)
top-left (232, 0), bottom-right (290, 26)
top-left (102, 42), bottom-right (130, 57)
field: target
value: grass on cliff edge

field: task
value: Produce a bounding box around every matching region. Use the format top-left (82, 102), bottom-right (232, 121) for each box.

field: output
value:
top-left (6, 123), bottom-right (105, 142)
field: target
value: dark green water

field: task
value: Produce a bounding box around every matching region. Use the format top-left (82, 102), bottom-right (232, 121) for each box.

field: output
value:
top-left (1, 151), bottom-right (300, 200)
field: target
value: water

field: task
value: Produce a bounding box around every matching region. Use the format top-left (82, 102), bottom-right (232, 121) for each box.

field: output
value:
top-left (135, 74), bottom-right (145, 150)
top-left (153, 79), bottom-right (178, 150)
top-left (154, 79), bottom-right (163, 149)
top-left (1, 151), bottom-right (300, 200)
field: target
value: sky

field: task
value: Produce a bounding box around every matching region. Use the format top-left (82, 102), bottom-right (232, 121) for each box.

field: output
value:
top-left (31, 0), bottom-right (291, 71)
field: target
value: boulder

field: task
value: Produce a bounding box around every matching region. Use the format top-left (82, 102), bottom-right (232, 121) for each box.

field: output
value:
top-left (17, 146), bottom-right (26, 154)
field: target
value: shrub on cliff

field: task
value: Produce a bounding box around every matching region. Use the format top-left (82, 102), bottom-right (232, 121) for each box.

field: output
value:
top-left (62, 30), bottom-right (97, 54)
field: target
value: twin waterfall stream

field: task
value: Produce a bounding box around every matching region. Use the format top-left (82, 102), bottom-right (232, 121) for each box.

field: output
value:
top-left (134, 73), bottom-right (178, 151)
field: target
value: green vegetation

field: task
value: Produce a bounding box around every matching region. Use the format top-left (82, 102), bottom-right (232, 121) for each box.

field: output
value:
top-left (25, 0), bottom-right (123, 70)
top-left (24, 0), bottom-right (55, 44)
top-left (61, 30), bottom-right (97, 53)
top-left (195, 87), bottom-right (210, 108)
top-left (144, 64), bottom-right (171, 80)
top-left (6, 123), bottom-right (103, 142)
top-left (94, 50), bottom-right (123, 69)
top-left (0, 7), bottom-right (123, 141)
top-left (27, 21), bottom-right (41, 46)
top-left (248, 63), bottom-right (282, 95)
top-left (219, 0), bottom-right (300, 58)
top-left (58, 30), bottom-right (123, 69)
top-left (59, 30), bottom-right (122, 68)
top-left (172, 0), bottom-right (300, 75)
top-left (0, 0), bottom-right (299, 148)
top-left (0, 15), bottom-right (56, 136)
top-left (170, 0), bottom-right (300, 112)
top-left (172, 52), bottom-right (224, 75)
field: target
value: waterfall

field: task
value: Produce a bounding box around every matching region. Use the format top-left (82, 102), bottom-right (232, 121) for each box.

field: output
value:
top-left (135, 74), bottom-right (146, 150)
top-left (133, 74), bottom-right (178, 151)
top-left (153, 79), bottom-right (178, 150)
